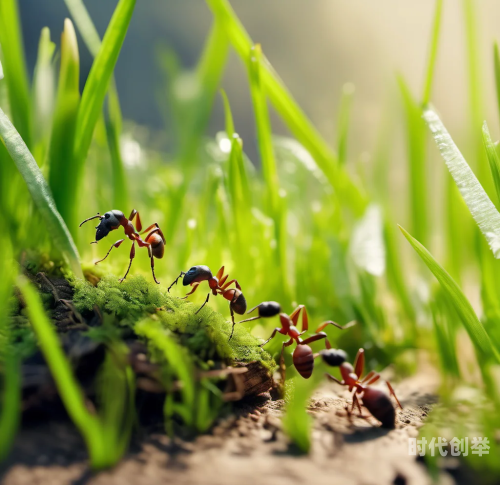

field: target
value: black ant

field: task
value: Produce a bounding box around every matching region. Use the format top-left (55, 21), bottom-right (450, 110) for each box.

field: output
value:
top-left (320, 347), bottom-right (402, 428)
top-left (239, 301), bottom-right (355, 380)
top-left (79, 209), bottom-right (165, 284)
top-left (168, 265), bottom-right (246, 337)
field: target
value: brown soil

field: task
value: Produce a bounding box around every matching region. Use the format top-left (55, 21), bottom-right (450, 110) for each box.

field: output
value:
top-left (0, 370), bottom-right (461, 485)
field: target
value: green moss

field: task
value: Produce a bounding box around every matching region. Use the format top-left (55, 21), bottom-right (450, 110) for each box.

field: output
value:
top-left (72, 274), bottom-right (275, 370)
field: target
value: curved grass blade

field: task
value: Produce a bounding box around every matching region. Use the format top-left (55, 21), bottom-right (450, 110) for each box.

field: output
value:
top-left (63, 0), bottom-right (129, 212)
top-left (337, 83), bottom-right (355, 166)
top-left (399, 225), bottom-right (500, 362)
top-left (0, 0), bottom-right (32, 147)
top-left (482, 121), bottom-right (500, 206)
top-left (494, 43), bottom-right (500, 125)
top-left (17, 276), bottom-right (107, 468)
top-left (205, 0), bottom-right (367, 213)
top-left (0, 237), bottom-right (20, 462)
top-left (63, 0), bottom-right (101, 56)
top-left (0, 107), bottom-right (82, 277)
top-left (422, 0), bottom-right (443, 105)
top-left (48, 19), bottom-right (80, 223)
top-left (424, 108), bottom-right (500, 259)
top-left (71, 0), bottom-right (136, 226)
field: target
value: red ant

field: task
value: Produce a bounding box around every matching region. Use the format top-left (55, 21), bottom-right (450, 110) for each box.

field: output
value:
top-left (320, 347), bottom-right (402, 428)
top-left (79, 209), bottom-right (165, 284)
top-left (239, 301), bottom-right (355, 380)
top-left (168, 265), bottom-right (246, 337)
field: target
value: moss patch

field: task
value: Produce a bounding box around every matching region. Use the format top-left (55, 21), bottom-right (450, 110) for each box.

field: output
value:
top-left (72, 274), bottom-right (275, 370)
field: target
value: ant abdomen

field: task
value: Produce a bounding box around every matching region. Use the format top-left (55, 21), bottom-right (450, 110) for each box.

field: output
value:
top-left (361, 387), bottom-right (396, 429)
top-left (231, 290), bottom-right (247, 315)
top-left (293, 344), bottom-right (314, 379)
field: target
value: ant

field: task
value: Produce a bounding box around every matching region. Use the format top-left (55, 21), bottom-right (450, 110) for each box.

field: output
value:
top-left (239, 301), bottom-right (355, 380)
top-left (79, 209), bottom-right (165, 284)
top-left (320, 347), bottom-right (402, 428)
top-left (168, 265), bottom-right (246, 337)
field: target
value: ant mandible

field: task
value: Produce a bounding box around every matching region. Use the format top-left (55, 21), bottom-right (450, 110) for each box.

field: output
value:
top-left (79, 209), bottom-right (165, 284)
top-left (320, 347), bottom-right (403, 428)
top-left (168, 265), bottom-right (247, 336)
top-left (239, 301), bottom-right (356, 380)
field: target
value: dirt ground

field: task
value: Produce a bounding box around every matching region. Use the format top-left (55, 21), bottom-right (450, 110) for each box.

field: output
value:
top-left (0, 368), bottom-right (468, 485)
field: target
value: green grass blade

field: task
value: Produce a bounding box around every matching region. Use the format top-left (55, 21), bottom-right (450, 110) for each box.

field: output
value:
top-left (399, 76), bottom-right (428, 245)
top-left (0, 107), bottom-right (82, 277)
top-left (0, 0), bottom-right (32, 147)
top-left (424, 108), bottom-right (500, 258)
top-left (32, 27), bottom-right (56, 162)
top-left (63, 0), bottom-right (101, 56)
top-left (48, 19), bottom-right (80, 222)
top-left (399, 225), bottom-right (500, 362)
top-left (0, 236), bottom-right (20, 462)
top-left (494, 43), bottom-right (500, 125)
top-left (206, 0), bottom-right (366, 212)
top-left (482, 121), bottom-right (500, 206)
top-left (105, 84), bottom-right (129, 210)
top-left (72, 0), bottom-right (136, 225)
top-left (422, 0), bottom-right (443, 105)
top-left (248, 44), bottom-right (280, 214)
top-left (63, 0), bottom-right (129, 212)
top-left (337, 83), bottom-right (355, 166)
top-left (17, 276), bottom-right (107, 467)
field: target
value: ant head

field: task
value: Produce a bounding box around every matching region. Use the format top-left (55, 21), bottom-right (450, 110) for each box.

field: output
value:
top-left (95, 210), bottom-right (124, 241)
top-left (183, 265), bottom-right (213, 286)
top-left (320, 348), bottom-right (347, 367)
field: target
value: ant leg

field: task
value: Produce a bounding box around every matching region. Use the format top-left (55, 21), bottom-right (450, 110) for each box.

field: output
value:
top-left (290, 305), bottom-right (308, 332)
top-left (216, 266), bottom-right (225, 280)
top-left (260, 327), bottom-right (285, 347)
top-left (353, 348), bottom-right (365, 380)
top-left (195, 293), bottom-right (210, 314)
top-left (386, 381), bottom-right (403, 409)
top-left (95, 239), bottom-right (125, 264)
top-left (150, 256), bottom-right (160, 285)
top-left (361, 371), bottom-right (379, 385)
top-left (128, 209), bottom-right (142, 231)
top-left (228, 305), bottom-right (237, 341)
top-left (119, 241), bottom-right (136, 283)
top-left (325, 373), bottom-right (344, 385)
top-left (315, 320), bottom-right (356, 333)
top-left (301, 332), bottom-right (327, 346)
top-left (182, 283), bottom-right (200, 299)
top-left (219, 274), bottom-right (228, 287)
top-left (167, 271), bottom-right (186, 292)
top-left (280, 338), bottom-right (295, 382)
top-left (220, 279), bottom-right (242, 291)
top-left (141, 223), bottom-right (166, 244)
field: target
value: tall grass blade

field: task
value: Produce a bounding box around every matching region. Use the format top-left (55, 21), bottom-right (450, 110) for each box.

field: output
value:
top-left (205, 0), bottom-right (366, 212)
top-left (0, 107), bottom-right (82, 277)
top-left (32, 27), bottom-right (56, 163)
top-left (494, 43), bottom-right (500, 125)
top-left (71, 0), bottom-right (136, 229)
top-left (424, 108), bottom-right (500, 259)
top-left (48, 19), bottom-right (80, 221)
top-left (337, 83), bottom-right (355, 166)
top-left (399, 226), bottom-right (500, 362)
top-left (422, 0), bottom-right (443, 105)
top-left (482, 121), bottom-right (500, 206)
top-left (399, 76), bottom-right (428, 245)
top-left (63, 0), bottom-right (129, 212)
top-left (17, 276), bottom-right (108, 468)
top-left (0, 236), bottom-right (20, 461)
top-left (63, 0), bottom-right (101, 56)
top-left (0, 0), bottom-right (32, 147)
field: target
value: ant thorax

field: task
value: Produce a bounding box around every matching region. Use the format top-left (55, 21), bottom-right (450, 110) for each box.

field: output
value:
top-left (288, 325), bottom-right (301, 339)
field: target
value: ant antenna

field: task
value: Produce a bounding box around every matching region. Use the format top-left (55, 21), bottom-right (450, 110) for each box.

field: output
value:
top-left (79, 213), bottom-right (102, 227)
